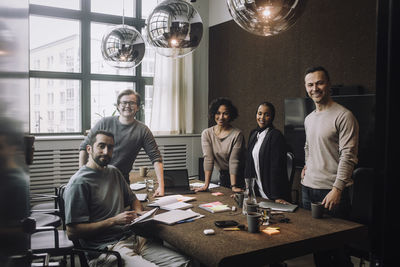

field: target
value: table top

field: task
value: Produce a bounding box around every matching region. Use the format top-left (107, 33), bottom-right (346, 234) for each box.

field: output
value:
top-left (130, 172), bottom-right (367, 266)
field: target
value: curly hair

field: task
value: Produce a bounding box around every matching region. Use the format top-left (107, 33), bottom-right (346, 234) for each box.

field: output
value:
top-left (208, 97), bottom-right (239, 124)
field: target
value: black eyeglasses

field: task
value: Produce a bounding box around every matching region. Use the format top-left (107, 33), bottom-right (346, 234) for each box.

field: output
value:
top-left (120, 101), bottom-right (137, 107)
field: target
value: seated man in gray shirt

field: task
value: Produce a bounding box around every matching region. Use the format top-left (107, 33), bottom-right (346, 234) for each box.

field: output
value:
top-left (79, 89), bottom-right (164, 196)
top-left (65, 130), bottom-right (190, 266)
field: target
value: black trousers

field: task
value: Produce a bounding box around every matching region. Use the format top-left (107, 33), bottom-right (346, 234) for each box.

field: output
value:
top-left (219, 170), bottom-right (231, 188)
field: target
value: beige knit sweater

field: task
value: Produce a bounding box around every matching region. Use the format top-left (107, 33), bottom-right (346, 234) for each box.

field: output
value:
top-left (201, 126), bottom-right (245, 175)
top-left (302, 102), bottom-right (359, 190)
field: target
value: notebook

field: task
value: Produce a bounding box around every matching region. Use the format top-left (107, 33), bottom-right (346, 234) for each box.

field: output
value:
top-left (199, 201), bottom-right (231, 213)
top-left (259, 201), bottom-right (298, 212)
top-left (164, 169), bottom-right (195, 195)
top-left (153, 209), bottom-right (199, 225)
top-left (147, 195), bottom-right (196, 210)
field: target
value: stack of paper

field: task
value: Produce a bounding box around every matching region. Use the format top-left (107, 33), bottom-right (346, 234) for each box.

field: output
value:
top-left (148, 195), bottom-right (196, 210)
top-left (199, 201), bottom-right (231, 213)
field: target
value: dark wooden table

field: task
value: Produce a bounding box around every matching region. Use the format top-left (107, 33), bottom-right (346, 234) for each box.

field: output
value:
top-left (130, 172), bottom-right (368, 267)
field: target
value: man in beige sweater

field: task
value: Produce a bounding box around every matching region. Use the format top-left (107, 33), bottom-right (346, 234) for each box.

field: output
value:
top-left (301, 66), bottom-right (358, 266)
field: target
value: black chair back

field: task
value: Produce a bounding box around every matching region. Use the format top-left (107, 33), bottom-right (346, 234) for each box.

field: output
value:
top-left (286, 152), bottom-right (295, 186)
top-left (349, 167), bottom-right (374, 266)
top-left (286, 152), bottom-right (298, 203)
top-left (351, 167), bottom-right (374, 225)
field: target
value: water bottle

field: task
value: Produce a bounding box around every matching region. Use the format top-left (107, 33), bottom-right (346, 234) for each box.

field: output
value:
top-left (242, 178), bottom-right (257, 215)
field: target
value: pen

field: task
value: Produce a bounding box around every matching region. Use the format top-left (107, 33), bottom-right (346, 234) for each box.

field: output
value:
top-left (176, 218), bottom-right (195, 224)
top-left (223, 224), bottom-right (245, 231)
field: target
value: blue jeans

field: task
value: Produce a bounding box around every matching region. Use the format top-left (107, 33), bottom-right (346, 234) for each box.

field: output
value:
top-left (301, 185), bottom-right (353, 267)
top-left (301, 185), bottom-right (351, 219)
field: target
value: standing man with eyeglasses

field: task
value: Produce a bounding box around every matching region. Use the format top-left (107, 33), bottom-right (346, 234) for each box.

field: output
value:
top-left (79, 89), bottom-right (165, 196)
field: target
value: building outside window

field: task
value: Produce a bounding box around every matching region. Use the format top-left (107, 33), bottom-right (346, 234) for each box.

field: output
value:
top-left (29, 0), bottom-right (156, 134)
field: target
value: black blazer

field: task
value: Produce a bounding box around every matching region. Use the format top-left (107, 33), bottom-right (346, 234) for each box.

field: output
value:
top-left (244, 127), bottom-right (291, 201)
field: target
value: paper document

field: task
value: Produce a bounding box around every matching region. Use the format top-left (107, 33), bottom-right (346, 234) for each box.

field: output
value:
top-left (148, 195), bottom-right (196, 210)
top-left (128, 208), bottom-right (159, 226)
top-left (190, 182), bottom-right (220, 189)
top-left (130, 183), bottom-right (146, 191)
top-left (161, 201), bottom-right (193, 210)
top-left (136, 193), bottom-right (148, 202)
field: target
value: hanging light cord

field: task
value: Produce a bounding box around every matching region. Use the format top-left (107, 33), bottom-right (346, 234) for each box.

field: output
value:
top-left (122, 0), bottom-right (125, 26)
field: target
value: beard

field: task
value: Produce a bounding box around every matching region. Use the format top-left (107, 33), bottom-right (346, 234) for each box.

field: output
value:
top-left (92, 154), bottom-right (111, 167)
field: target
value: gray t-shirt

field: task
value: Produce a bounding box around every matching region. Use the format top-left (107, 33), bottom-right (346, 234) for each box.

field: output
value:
top-left (80, 116), bottom-right (162, 179)
top-left (64, 165), bottom-right (136, 250)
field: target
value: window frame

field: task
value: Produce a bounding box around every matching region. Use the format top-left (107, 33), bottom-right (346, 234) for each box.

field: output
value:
top-left (29, 0), bottom-right (153, 135)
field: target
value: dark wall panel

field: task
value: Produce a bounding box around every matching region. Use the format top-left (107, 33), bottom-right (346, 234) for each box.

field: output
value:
top-left (209, 0), bottom-right (376, 141)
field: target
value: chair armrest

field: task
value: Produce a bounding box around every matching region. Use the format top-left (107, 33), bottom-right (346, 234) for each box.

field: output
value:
top-left (72, 247), bottom-right (123, 267)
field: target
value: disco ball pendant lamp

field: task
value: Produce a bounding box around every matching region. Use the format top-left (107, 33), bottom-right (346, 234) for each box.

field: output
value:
top-left (146, 0), bottom-right (203, 58)
top-left (101, 1), bottom-right (145, 68)
top-left (226, 0), bottom-right (307, 37)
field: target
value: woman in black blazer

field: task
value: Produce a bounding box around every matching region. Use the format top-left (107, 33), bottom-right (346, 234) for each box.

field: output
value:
top-left (244, 102), bottom-right (291, 203)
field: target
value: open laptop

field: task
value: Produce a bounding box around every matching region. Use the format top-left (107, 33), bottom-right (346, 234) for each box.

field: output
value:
top-left (163, 169), bottom-right (195, 195)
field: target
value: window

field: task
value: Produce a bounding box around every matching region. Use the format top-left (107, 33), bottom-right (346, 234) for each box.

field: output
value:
top-left (47, 92), bottom-right (54, 105)
top-left (60, 92), bottom-right (65, 104)
top-left (60, 111), bottom-right (65, 122)
top-left (29, 0), bottom-right (156, 134)
top-left (48, 111), bottom-right (54, 121)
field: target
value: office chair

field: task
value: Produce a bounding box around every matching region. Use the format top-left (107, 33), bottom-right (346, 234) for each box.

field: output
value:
top-left (3, 217), bottom-right (50, 267)
top-left (57, 185), bottom-right (123, 267)
top-left (286, 152), bottom-right (298, 204)
top-left (30, 225), bottom-right (75, 266)
top-left (30, 185), bottom-right (79, 266)
top-left (349, 167), bottom-right (374, 267)
top-left (30, 187), bottom-right (62, 228)
top-left (30, 187), bottom-right (59, 214)
top-left (30, 212), bottom-right (61, 228)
